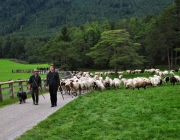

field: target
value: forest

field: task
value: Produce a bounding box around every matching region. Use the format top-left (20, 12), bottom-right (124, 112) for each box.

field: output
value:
top-left (0, 0), bottom-right (174, 36)
top-left (0, 0), bottom-right (179, 72)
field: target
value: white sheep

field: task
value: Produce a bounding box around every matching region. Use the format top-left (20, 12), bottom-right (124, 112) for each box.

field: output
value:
top-left (113, 78), bottom-right (121, 89)
top-left (70, 81), bottom-right (82, 97)
top-left (126, 70), bottom-right (131, 74)
top-left (94, 80), bottom-right (105, 91)
top-left (162, 70), bottom-right (169, 77)
top-left (170, 70), bottom-right (175, 76)
top-left (174, 75), bottom-right (180, 82)
top-left (119, 75), bottom-right (123, 79)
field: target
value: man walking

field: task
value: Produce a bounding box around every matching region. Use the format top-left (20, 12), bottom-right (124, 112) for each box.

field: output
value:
top-left (28, 69), bottom-right (42, 105)
top-left (46, 65), bottom-right (60, 107)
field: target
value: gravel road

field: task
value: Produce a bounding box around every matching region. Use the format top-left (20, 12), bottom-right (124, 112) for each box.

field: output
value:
top-left (0, 92), bottom-right (78, 140)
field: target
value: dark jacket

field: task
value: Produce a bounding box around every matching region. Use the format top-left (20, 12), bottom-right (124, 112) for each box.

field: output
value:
top-left (29, 75), bottom-right (42, 88)
top-left (46, 71), bottom-right (60, 86)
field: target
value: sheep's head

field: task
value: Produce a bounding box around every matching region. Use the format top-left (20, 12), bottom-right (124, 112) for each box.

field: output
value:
top-left (70, 81), bottom-right (73, 87)
top-left (93, 82), bottom-right (98, 89)
top-left (61, 82), bottom-right (66, 86)
top-left (125, 84), bottom-right (129, 89)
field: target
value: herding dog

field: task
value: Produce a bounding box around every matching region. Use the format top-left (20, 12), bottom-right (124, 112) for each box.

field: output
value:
top-left (17, 92), bottom-right (27, 104)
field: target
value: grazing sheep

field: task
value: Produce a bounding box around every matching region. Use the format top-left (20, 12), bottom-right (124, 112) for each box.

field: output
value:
top-left (133, 81), bottom-right (148, 90)
top-left (135, 69), bottom-right (141, 73)
top-left (103, 76), bottom-right (112, 89)
top-left (126, 70), bottom-right (131, 74)
top-left (117, 71), bottom-right (124, 75)
top-left (113, 78), bottom-right (121, 89)
top-left (163, 76), bottom-right (169, 84)
top-left (174, 68), bottom-right (178, 72)
top-left (162, 70), bottom-right (169, 77)
top-left (131, 70), bottom-right (135, 74)
top-left (94, 80), bottom-right (105, 91)
top-left (174, 75), bottom-right (180, 82)
top-left (149, 76), bottom-right (161, 86)
top-left (124, 79), bottom-right (134, 89)
top-left (104, 80), bottom-right (110, 89)
top-left (170, 70), bottom-right (175, 76)
top-left (170, 76), bottom-right (177, 85)
top-left (119, 75), bottom-right (123, 79)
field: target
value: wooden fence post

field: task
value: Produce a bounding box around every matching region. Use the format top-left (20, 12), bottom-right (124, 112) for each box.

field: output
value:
top-left (0, 85), bottom-right (2, 101)
top-left (9, 82), bottom-right (14, 98)
top-left (19, 81), bottom-right (23, 92)
top-left (26, 80), bottom-right (29, 93)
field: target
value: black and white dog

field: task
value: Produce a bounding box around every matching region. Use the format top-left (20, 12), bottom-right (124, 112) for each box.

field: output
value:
top-left (17, 92), bottom-right (27, 104)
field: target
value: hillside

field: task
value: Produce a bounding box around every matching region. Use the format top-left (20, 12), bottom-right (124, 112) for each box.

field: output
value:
top-left (0, 0), bottom-right (174, 37)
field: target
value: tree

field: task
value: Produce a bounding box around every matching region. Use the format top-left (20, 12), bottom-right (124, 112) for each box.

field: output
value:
top-left (156, 4), bottom-right (180, 69)
top-left (43, 37), bottom-right (80, 70)
top-left (87, 29), bottom-right (143, 73)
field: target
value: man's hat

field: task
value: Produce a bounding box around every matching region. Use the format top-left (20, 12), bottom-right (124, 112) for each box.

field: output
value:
top-left (34, 69), bottom-right (39, 72)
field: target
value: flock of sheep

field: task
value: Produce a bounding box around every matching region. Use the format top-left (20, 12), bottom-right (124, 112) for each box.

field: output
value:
top-left (59, 68), bottom-right (180, 97)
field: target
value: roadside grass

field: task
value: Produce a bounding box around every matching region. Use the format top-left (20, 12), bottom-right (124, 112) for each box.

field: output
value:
top-left (0, 59), bottom-right (49, 82)
top-left (16, 83), bottom-right (180, 140)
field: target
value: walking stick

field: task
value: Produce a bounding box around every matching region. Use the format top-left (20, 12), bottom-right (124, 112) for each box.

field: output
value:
top-left (33, 79), bottom-right (45, 99)
top-left (40, 89), bottom-right (45, 99)
top-left (59, 86), bottom-right (64, 100)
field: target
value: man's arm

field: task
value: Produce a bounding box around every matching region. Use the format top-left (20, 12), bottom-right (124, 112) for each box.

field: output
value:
top-left (45, 73), bottom-right (49, 89)
top-left (57, 72), bottom-right (60, 86)
top-left (38, 76), bottom-right (42, 90)
top-left (28, 76), bottom-right (32, 90)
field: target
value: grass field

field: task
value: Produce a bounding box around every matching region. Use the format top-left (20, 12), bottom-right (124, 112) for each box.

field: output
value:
top-left (0, 59), bottom-right (49, 82)
top-left (16, 73), bottom-right (180, 140)
top-left (1, 59), bottom-right (180, 139)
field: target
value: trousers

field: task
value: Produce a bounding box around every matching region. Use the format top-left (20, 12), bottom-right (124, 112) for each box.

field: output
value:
top-left (31, 88), bottom-right (39, 103)
top-left (49, 85), bottom-right (58, 105)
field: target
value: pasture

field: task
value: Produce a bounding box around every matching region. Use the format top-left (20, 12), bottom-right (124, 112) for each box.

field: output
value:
top-left (1, 59), bottom-right (180, 139)
top-left (16, 71), bottom-right (180, 140)
top-left (0, 59), bottom-right (49, 82)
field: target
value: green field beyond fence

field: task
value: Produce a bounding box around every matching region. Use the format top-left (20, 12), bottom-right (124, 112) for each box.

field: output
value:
top-left (0, 59), bottom-right (49, 82)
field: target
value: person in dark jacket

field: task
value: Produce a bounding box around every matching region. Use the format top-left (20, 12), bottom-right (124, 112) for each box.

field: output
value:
top-left (46, 65), bottom-right (60, 107)
top-left (28, 69), bottom-right (42, 105)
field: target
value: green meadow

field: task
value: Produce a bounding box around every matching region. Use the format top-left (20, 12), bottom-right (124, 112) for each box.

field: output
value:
top-left (0, 59), bottom-right (49, 82)
top-left (16, 84), bottom-right (180, 140)
top-left (16, 72), bottom-right (180, 140)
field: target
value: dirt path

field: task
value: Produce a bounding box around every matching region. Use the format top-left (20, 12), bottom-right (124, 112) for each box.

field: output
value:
top-left (0, 92), bottom-right (78, 140)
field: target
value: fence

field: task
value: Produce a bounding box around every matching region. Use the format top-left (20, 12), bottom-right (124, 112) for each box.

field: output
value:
top-left (0, 79), bottom-right (47, 101)
top-left (0, 71), bottom-right (72, 101)
top-left (11, 69), bottom-right (69, 75)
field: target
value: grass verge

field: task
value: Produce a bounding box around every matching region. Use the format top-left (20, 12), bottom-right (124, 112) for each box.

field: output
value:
top-left (16, 84), bottom-right (180, 140)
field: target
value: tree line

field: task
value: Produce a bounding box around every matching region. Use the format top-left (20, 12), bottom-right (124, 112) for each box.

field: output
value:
top-left (0, 0), bottom-right (179, 73)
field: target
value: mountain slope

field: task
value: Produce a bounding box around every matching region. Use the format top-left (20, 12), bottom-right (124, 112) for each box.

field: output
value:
top-left (0, 0), bottom-right (174, 37)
